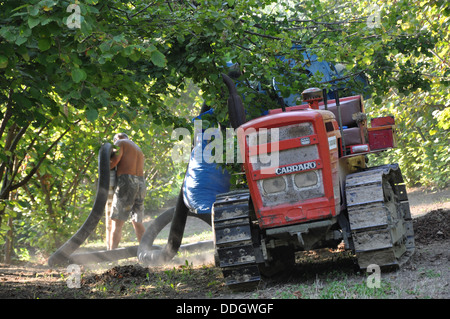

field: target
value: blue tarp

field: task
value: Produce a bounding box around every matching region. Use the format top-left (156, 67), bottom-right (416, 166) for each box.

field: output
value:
top-left (274, 45), bottom-right (369, 105)
top-left (182, 137), bottom-right (231, 214)
top-left (228, 45), bottom-right (369, 107)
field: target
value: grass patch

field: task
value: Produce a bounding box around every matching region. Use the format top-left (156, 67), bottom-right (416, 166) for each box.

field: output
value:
top-left (273, 272), bottom-right (394, 299)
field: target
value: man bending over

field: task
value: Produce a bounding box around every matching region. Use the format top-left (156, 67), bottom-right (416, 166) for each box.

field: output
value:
top-left (109, 133), bottom-right (146, 249)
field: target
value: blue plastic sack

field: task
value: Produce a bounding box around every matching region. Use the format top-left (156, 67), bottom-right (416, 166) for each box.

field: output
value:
top-left (183, 137), bottom-right (231, 214)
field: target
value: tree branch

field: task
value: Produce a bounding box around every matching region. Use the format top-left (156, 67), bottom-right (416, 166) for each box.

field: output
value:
top-left (243, 30), bottom-right (281, 41)
top-left (59, 150), bottom-right (95, 208)
top-left (0, 90), bottom-right (13, 141)
top-left (7, 120), bottom-right (53, 188)
top-left (5, 121), bottom-right (79, 195)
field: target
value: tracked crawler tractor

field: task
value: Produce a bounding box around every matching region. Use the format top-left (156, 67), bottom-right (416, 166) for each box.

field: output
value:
top-left (212, 80), bottom-right (415, 291)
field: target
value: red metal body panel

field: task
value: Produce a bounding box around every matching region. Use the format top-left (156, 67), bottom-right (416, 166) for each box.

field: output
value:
top-left (368, 126), bottom-right (396, 150)
top-left (371, 116), bottom-right (395, 127)
top-left (239, 110), bottom-right (337, 229)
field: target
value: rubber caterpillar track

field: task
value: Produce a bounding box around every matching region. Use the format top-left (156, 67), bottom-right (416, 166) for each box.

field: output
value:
top-left (212, 190), bottom-right (263, 291)
top-left (345, 164), bottom-right (415, 268)
top-left (48, 144), bottom-right (212, 267)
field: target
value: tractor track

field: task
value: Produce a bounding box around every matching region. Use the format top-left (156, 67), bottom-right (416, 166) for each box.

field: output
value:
top-left (212, 189), bottom-right (263, 291)
top-left (345, 164), bottom-right (415, 268)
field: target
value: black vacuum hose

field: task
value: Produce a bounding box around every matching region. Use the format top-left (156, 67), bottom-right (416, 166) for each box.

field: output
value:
top-left (48, 143), bottom-right (113, 267)
top-left (138, 188), bottom-right (188, 264)
top-left (48, 142), bottom-right (211, 266)
top-left (222, 73), bottom-right (246, 129)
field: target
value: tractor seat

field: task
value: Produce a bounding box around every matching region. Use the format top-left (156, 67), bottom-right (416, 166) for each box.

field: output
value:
top-left (320, 97), bottom-right (364, 147)
top-left (323, 99), bottom-right (361, 128)
top-left (342, 127), bottom-right (362, 146)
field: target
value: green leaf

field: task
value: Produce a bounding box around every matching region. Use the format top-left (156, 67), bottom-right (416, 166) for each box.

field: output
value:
top-left (99, 42), bottom-right (111, 53)
top-left (122, 46), bottom-right (133, 57)
top-left (41, 18), bottom-right (53, 26)
top-left (15, 36), bottom-right (27, 46)
top-left (374, 96), bottom-right (382, 105)
top-left (71, 68), bottom-right (87, 83)
top-left (38, 38), bottom-right (51, 51)
top-left (27, 5), bottom-right (39, 17)
top-left (46, 54), bottom-right (58, 63)
top-left (0, 55), bottom-right (8, 68)
top-left (0, 27), bottom-right (17, 43)
top-left (21, 52), bottom-right (30, 61)
top-left (86, 108), bottom-right (98, 122)
top-left (150, 50), bottom-right (167, 67)
top-left (129, 50), bottom-right (141, 62)
top-left (28, 16), bottom-right (40, 29)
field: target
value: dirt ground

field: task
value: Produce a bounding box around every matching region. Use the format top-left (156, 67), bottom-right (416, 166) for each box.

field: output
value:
top-left (0, 187), bottom-right (448, 300)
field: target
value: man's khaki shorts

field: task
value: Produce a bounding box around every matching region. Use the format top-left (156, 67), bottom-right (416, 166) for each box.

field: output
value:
top-left (111, 174), bottom-right (146, 223)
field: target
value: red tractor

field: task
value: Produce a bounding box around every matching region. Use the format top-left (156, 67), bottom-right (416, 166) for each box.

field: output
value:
top-left (212, 78), bottom-right (415, 291)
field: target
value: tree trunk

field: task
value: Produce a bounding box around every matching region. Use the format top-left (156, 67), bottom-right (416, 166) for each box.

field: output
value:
top-left (4, 217), bottom-right (13, 264)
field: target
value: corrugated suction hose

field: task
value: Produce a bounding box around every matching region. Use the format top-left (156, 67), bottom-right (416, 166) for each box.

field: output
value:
top-left (48, 143), bottom-right (113, 267)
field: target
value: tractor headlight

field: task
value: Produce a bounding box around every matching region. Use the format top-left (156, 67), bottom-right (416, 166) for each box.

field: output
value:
top-left (262, 176), bottom-right (286, 194)
top-left (293, 170), bottom-right (318, 189)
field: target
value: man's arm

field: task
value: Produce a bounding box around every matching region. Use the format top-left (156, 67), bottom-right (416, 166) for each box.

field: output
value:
top-left (110, 142), bottom-right (123, 169)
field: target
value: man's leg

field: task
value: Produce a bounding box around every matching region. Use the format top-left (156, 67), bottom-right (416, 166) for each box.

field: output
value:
top-left (110, 175), bottom-right (135, 249)
top-left (111, 218), bottom-right (125, 249)
top-left (132, 220), bottom-right (145, 243)
top-left (131, 176), bottom-right (146, 243)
